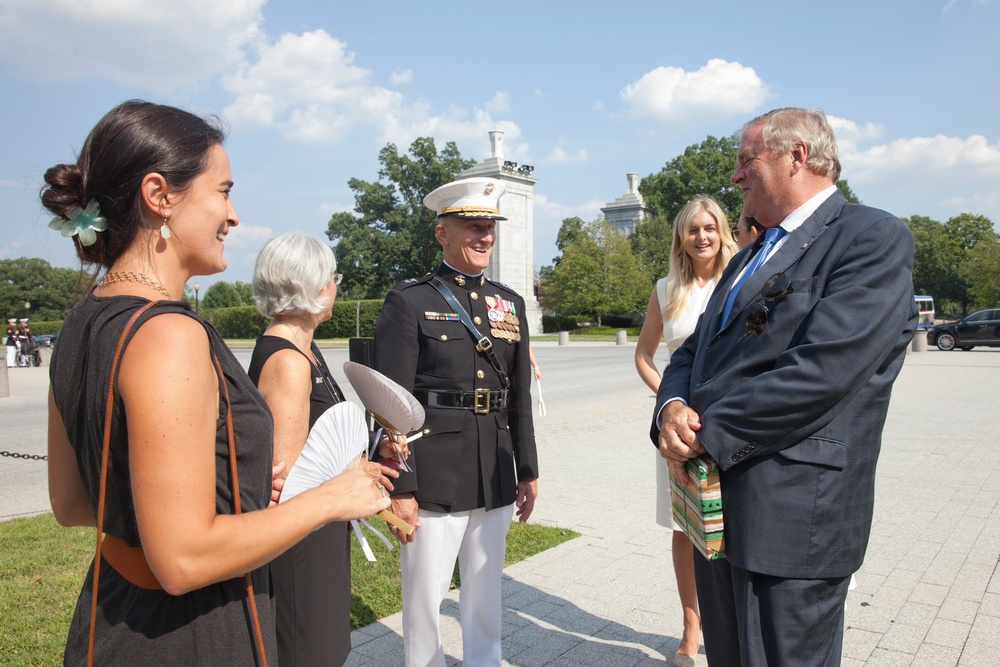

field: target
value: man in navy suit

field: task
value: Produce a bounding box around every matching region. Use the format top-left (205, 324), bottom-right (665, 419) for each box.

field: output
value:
top-left (653, 108), bottom-right (917, 666)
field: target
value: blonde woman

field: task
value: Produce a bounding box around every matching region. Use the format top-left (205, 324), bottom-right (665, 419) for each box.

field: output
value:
top-left (634, 197), bottom-right (737, 666)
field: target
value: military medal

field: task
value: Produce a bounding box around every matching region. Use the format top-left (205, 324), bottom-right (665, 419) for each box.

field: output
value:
top-left (486, 295), bottom-right (521, 342)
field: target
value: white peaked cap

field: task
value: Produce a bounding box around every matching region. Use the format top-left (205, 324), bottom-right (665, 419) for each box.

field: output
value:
top-left (423, 177), bottom-right (507, 221)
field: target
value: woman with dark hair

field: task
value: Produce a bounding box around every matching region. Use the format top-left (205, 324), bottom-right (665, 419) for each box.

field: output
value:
top-left (634, 196), bottom-right (737, 666)
top-left (44, 100), bottom-right (392, 666)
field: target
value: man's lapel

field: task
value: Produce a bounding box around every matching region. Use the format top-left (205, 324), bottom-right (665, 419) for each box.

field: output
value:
top-left (716, 192), bottom-right (847, 336)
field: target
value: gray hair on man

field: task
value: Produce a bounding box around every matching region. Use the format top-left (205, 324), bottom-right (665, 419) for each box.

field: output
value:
top-left (252, 231), bottom-right (338, 318)
top-left (741, 107), bottom-right (842, 182)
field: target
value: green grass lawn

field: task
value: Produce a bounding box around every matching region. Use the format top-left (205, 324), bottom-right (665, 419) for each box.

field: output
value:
top-left (0, 514), bottom-right (578, 666)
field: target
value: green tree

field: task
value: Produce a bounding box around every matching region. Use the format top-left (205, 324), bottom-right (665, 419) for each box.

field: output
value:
top-left (327, 137), bottom-right (475, 299)
top-left (541, 220), bottom-right (651, 326)
top-left (836, 180), bottom-right (861, 204)
top-left (640, 135), bottom-right (742, 225)
top-left (232, 281), bottom-right (253, 305)
top-left (960, 240), bottom-right (1000, 310)
top-left (906, 216), bottom-right (962, 303)
top-left (202, 281), bottom-right (244, 309)
top-left (552, 216), bottom-right (587, 266)
top-left (945, 213), bottom-right (997, 251)
top-left (639, 135), bottom-right (861, 229)
top-left (906, 213), bottom-right (997, 316)
top-left (630, 213), bottom-right (673, 280)
top-left (0, 258), bottom-right (83, 321)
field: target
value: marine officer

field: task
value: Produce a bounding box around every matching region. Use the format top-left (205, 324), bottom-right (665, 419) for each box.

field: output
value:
top-left (374, 176), bottom-right (539, 667)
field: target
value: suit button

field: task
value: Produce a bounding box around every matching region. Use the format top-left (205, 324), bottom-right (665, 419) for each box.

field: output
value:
top-left (476, 370), bottom-right (485, 379)
top-left (470, 291), bottom-right (479, 300)
top-left (422, 428), bottom-right (430, 436)
top-left (748, 441), bottom-right (757, 449)
top-left (506, 425), bottom-right (510, 430)
top-left (474, 316), bottom-right (482, 325)
top-left (700, 374), bottom-right (708, 382)
top-left (732, 454), bottom-right (740, 462)
top-left (440, 334), bottom-right (448, 341)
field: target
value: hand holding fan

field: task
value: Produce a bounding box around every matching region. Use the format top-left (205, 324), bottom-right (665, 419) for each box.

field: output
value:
top-left (342, 362), bottom-right (425, 467)
top-left (280, 401), bottom-right (413, 535)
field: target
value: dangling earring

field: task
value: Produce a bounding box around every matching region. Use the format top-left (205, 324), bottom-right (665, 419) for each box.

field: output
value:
top-left (158, 196), bottom-right (171, 239)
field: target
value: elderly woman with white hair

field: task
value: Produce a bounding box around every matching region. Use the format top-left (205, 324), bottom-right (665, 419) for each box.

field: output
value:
top-left (248, 231), bottom-right (398, 667)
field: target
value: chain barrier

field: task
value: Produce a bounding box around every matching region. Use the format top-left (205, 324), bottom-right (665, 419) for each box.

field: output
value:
top-left (0, 450), bottom-right (47, 461)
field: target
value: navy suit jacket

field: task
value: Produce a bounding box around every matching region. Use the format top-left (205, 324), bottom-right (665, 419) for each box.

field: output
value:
top-left (652, 191), bottom-right (917, 578)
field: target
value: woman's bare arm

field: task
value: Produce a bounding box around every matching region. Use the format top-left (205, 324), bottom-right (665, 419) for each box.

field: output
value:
top-left (634, 289), bottom-right (665, 393)
top-left (47, 388), bottom-right (95, 527)
top-left (120, 314), bottom-right (388, 595)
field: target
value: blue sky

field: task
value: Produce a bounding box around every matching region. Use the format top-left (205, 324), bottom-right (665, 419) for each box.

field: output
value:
top-left (1, 0), bottom-right (998, 292)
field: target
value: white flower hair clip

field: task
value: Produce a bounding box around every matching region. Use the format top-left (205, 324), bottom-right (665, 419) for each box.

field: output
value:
top-left (49, 200), bottom-right (107, 246)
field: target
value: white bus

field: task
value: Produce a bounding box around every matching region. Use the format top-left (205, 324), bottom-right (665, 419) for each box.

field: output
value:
top-left (915, 295), bottom-right (935, 330)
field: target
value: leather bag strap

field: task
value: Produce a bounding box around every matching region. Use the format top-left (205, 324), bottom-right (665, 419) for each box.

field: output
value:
top-left (428, 276), bottom-right (510, 388)
top-left (89, 300), bottom-right (156, 666)
top-left (88, 302), bottom-right (269, 667)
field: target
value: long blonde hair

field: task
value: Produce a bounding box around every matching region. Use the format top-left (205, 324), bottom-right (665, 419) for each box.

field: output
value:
top-left (661, 197), bottom-right (738, 321)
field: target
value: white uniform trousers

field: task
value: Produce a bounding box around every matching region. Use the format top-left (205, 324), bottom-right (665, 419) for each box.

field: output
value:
top-left (400, 504), bottom-right (514, 667)
top-left (6, 345), bottom-right (15, 368)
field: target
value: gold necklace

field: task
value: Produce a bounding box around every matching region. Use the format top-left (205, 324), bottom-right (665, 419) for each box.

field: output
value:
top-left (97, 271), bottom-right (173, 300)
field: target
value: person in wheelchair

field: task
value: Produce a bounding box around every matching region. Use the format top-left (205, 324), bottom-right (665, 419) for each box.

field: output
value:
top-left (16, 321), bottom-right (41, 367)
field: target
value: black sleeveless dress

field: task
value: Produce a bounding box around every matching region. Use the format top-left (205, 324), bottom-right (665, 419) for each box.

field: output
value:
top-left (248, 335), bottom-right (352, 667)
top-left (50, 294), bottom-right (276, 666)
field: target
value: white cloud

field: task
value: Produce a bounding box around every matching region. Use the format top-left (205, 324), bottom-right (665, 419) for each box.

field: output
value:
top-left (545, 146), bottom-right (589, 164)
top-left (619, 59), bottom-right (770, 129)
top-left (222, 29), bottom-right (525, 154)
top-left (944, 0), bottom-right (992, 12)
top-left (827, 115), bottom-right (885, 144)
top-left (319, 201), bottom-right (355, 216)
top-left (837, 130), bottom-right (1000, 224)
top-left (0, 0), bottom-right (264, 91)
top-left (484, 92), bottom-right (510, 113)
top-left (534, 193), bottom-right (605, 224)
top-left (390, 69), bottom-right (413, 85)
top-left (226, 223), bottom-right (274, 249)
top-left (843, 134), bottom-right (1000, 185)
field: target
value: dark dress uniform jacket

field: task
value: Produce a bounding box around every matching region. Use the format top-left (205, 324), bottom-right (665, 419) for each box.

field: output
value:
top-left (374, 264), bottom-right (538, 513)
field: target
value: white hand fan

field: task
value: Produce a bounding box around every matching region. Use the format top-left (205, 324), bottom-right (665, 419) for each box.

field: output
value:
top-left (280, 401), bottom-right (413, 535)
top-left (343, 361), bottom-right (425, 436)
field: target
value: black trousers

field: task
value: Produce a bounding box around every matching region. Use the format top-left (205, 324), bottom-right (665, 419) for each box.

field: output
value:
top-left (693, 552), bottom-right (851, 666)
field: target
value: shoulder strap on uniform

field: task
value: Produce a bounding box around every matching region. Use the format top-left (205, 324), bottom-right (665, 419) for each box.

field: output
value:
top-left (428, 276), bottom-right (509, 389)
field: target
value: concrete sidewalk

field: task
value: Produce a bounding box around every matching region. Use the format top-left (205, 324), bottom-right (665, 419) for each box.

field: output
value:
top-left (345, 344), bottom-right (1000, 667)
top-left (2, 343), bottom-right (998, 665)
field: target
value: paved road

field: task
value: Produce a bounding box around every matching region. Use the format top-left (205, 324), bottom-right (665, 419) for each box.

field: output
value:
top-left (2, 342), bottom-right (998, 665)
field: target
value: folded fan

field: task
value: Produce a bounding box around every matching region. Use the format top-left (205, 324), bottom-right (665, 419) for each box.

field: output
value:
top-left (280, 401), bottom-right (413, 535)
top-left (342, 362), bottom-right (425, 469)
top-left (342, 361), bottom-right (425, 436)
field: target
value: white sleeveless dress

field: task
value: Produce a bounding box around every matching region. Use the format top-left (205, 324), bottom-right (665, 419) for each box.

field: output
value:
top-left (654, 276), bottom-right (717, 529)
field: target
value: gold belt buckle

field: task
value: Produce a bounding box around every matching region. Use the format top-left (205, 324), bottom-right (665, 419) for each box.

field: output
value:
top-left (473, 388), bottom-right (491, 414)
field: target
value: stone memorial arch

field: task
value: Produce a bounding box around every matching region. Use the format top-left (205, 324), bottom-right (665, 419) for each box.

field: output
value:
top-left (602, 172), bottom-right (652, 235)
top-left (457, 131), bottom-right (542, 334)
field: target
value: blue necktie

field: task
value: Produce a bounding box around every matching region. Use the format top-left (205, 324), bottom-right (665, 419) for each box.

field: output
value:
top-left (719, 226), bottom-right (787, 330)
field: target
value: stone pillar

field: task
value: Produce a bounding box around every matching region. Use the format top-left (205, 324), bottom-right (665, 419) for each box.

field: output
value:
top-left (601, 172), bottom-right (652, 235)
top-left (459, 131), bottom-right (542, 334)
